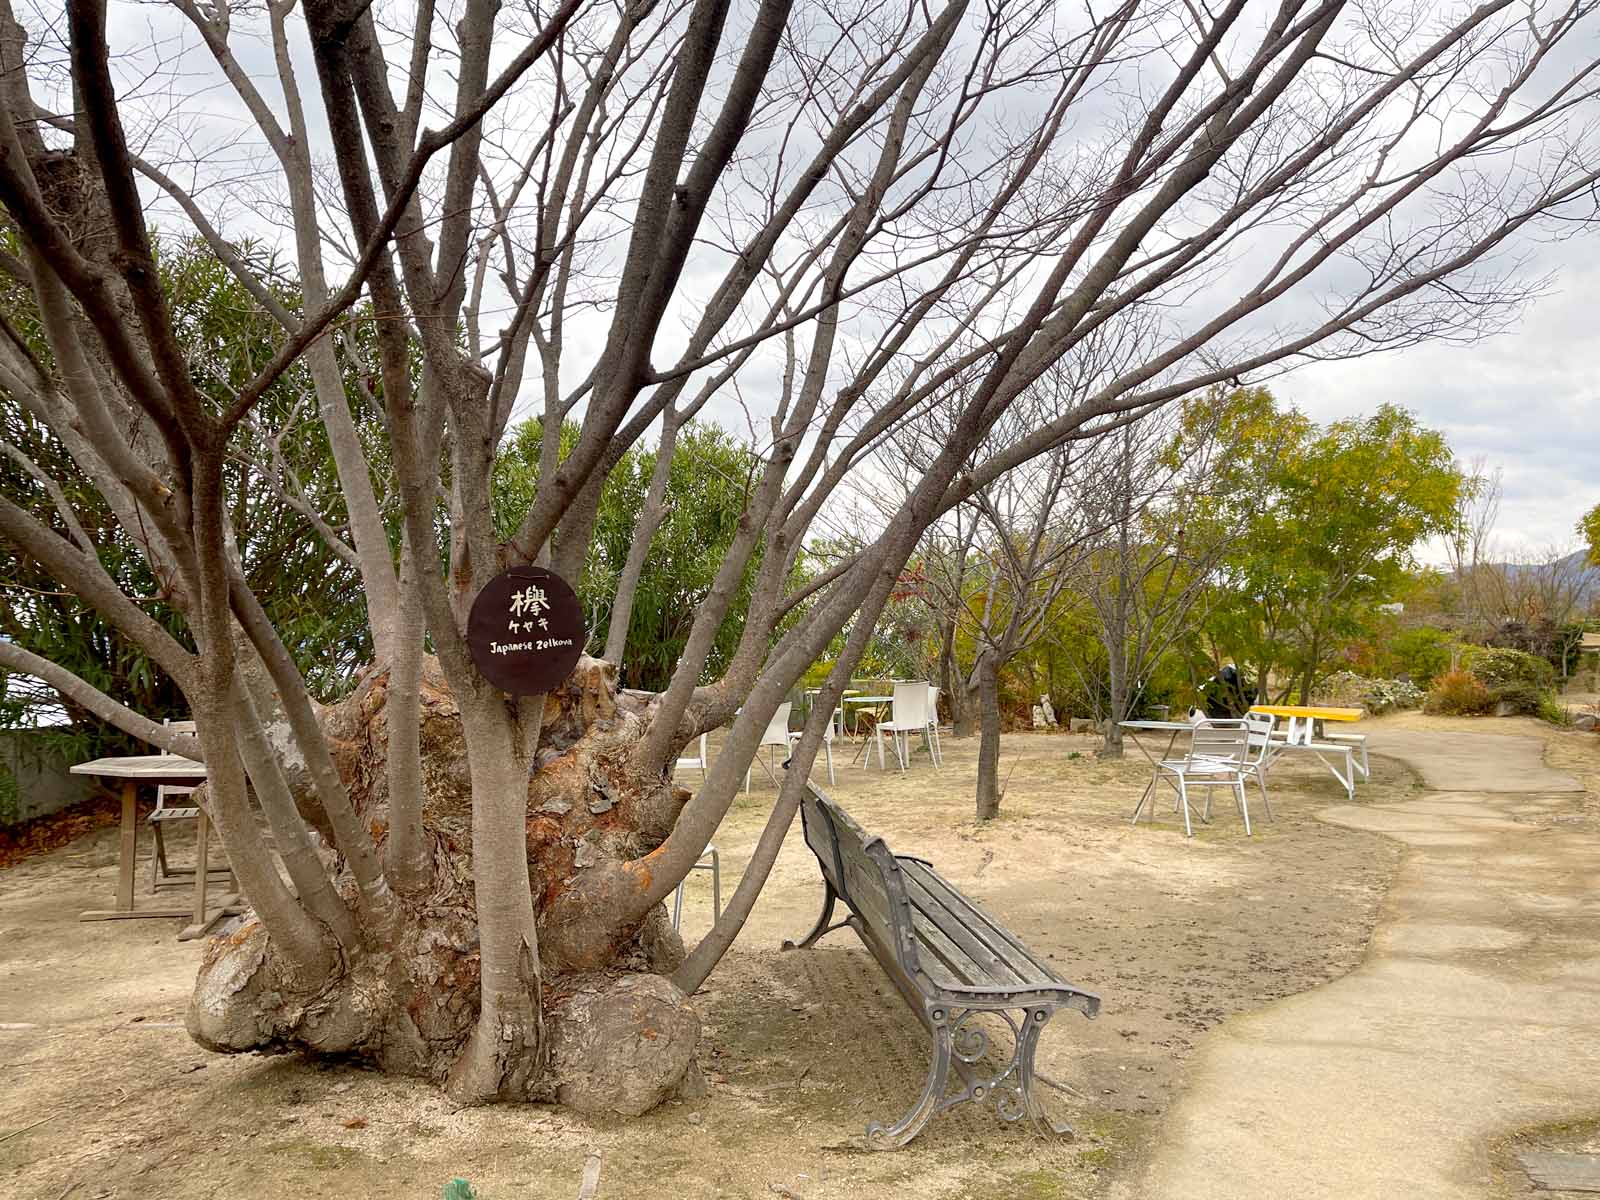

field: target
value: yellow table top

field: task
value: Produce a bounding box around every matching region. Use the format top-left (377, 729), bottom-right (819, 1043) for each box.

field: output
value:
top-left (1250, 705), bottom-right (1363, 722)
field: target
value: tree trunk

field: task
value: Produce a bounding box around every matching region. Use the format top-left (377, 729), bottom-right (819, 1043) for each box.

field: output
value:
top-left (186, 655), bottom-right (702, 1116)
top-left (1099, 637), bottom-right (1127, 759)
top-left (975, 652), bottom-right (1002, 820)
top-left (952, 678), bottom-right (981, 738)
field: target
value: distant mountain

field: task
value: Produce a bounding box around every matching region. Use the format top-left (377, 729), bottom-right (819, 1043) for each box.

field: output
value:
top-left (1489, 548), bottom-right (1600, 607)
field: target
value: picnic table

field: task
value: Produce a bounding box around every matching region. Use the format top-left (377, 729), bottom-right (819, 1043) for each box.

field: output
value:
top-left (70, 755), bottom-right (244, 940)
top-left (1248, 705), bottom-right (1366, 798)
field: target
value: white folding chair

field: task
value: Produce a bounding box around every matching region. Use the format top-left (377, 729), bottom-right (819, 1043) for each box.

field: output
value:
top-left (745, 702), bottom-right (794, 793)
top-left (1135, 723), bottom-right (1253, 838)
top-left (873, 681), bottom-right (934, 772)
top-left (671, 846), bottom-right (721, 930)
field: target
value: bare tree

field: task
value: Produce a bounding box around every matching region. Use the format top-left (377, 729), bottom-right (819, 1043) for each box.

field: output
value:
top-left (898, 360), bottom-right (1121, 818)
top-left (1446, 458), bottom-right (1504, 631)
top-left (2, 0), bottom-right (1599, 1112)
top-left (1056, 405), bottom-right (1244, 758)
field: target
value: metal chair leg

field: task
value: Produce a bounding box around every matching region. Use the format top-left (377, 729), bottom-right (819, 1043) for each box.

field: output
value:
top-left (709, 846), bottom-right (721, 922)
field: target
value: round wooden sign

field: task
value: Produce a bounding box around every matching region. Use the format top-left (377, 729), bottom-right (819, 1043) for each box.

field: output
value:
top-left (466, 566), bottom-right (586, 695)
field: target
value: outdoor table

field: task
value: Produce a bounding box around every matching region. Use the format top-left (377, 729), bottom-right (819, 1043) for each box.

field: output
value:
top-left (844, 695), bottom-right (896, 765)
top-left (1249, 705), bottom-right (1364, 794)
top-left (1249, 704), bottom-right (1363, 734)
top-left (842, 693), bottom-right (893, 734)
top-left (70, 755), bottom-right (244, 941)
top-left (1118, 719), bottom-right (1210, 828)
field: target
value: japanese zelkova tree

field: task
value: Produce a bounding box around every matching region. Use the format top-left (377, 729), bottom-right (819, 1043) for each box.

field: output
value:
top-left (1, 0), bottom-right (1597, 1109)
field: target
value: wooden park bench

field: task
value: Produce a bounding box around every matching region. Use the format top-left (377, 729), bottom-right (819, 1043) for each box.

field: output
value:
top-left (783, 783), bottom-right (1100, 1148)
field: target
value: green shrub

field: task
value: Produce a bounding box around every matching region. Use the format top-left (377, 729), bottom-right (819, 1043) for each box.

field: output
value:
top-left (1487, 679), bottom-right (1545, 715)
top-left (1460, 645), bottom-right (1555, 692)
top-left (1388, 626), bottom-right (1454, 688)
top-left (1425, 669), bottom-right (1492, 715)
top-left (1537, 695), bottom-right (1572, 726)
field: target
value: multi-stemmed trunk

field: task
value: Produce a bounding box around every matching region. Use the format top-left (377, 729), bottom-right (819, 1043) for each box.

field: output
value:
top-left (186, 656), bottom-right (703, 1115)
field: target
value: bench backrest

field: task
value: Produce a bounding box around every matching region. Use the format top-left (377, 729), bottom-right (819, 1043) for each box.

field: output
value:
top-left (799, 782), bottom-right (920, 972)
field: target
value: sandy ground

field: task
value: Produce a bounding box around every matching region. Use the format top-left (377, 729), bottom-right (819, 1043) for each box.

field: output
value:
top-left (0, 723), bottom-right (1419, 1200)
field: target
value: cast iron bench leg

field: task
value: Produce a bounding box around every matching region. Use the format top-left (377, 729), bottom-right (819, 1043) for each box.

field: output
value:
top-left (1019, 1007), bottom-right (1073, 1136)
top-left (867, 1021), bottom-right (953, 1149)
top-left (782, 880), bottom-right (845, 951)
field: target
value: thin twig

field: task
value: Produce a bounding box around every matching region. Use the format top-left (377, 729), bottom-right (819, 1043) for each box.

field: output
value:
top-left (0, 1112), bottom-right (55, 1143)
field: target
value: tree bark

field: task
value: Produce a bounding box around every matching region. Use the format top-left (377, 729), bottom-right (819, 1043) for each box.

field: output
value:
top-left (975, 651), bottom-right (1001, 820)
top-left (1099, 634), bottom-right (1127, 759)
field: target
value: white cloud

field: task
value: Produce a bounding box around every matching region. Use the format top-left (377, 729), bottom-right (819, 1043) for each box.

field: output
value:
top-left (1285, 253), bottom-right (1600, 552)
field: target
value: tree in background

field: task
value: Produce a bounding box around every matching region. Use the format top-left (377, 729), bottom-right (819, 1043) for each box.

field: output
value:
top-left (1206, 403), bottom-right (1461, 701)
top-left (1063, 387), bottom-right (1267, 758)
top-left (0, 239), bottom-right (377, 737)
top-left (495, 420), bottom-right (764, 692)
top-left (1584, 504), bottom-right (1600, 566)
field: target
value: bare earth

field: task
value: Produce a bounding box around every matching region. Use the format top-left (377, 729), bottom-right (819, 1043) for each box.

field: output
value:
top-left (1, 723), bottom-right (1417, 1200)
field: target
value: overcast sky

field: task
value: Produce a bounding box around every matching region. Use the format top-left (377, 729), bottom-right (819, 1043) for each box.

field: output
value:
top-left (1286, 251), bottom-right (1599, 560)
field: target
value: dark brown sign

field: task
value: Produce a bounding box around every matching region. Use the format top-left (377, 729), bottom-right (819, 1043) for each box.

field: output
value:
top-left (466, 566), bottom-right (586, 695)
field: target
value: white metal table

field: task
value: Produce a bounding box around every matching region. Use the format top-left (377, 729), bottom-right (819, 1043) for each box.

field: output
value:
top-left (1118, 720), bottom-right (1211, 829)
top-left (70, 755), bottom-right (244, 940)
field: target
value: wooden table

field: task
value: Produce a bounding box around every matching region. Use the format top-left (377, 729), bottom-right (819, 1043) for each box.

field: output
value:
top-left (70, 755), bottom-right (243, 940)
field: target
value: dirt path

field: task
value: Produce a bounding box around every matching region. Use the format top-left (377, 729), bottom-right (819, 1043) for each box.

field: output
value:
top-left (2, 728), bottom-right (1405, 1199)
top-left (1111, 719), bottom-right (1600, 1200)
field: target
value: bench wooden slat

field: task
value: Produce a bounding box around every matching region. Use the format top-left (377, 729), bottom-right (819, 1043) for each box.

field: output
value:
top-left (900, 894), bottom-right (989, 989)
top-left (898, 867), bottom-right (1031, 989)
top-left (899, 858), bottom-right (1064, 988)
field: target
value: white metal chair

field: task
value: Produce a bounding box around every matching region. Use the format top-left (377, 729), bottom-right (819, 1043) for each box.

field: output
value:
top-left (787, 717), bottom-right (836, 786)
top-left (671, 846), bottom-right (721, 930)
top-left (675, 732), bottom-right (710, 779)
top-left (745, 702), bottom-right (794, 793)
top-left (1238, 711), bottom-right (1276, 820)
top-left (873, 681), bottom-right (935, 772)
top-left (1135, 722), bottom-right (1253, 838)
